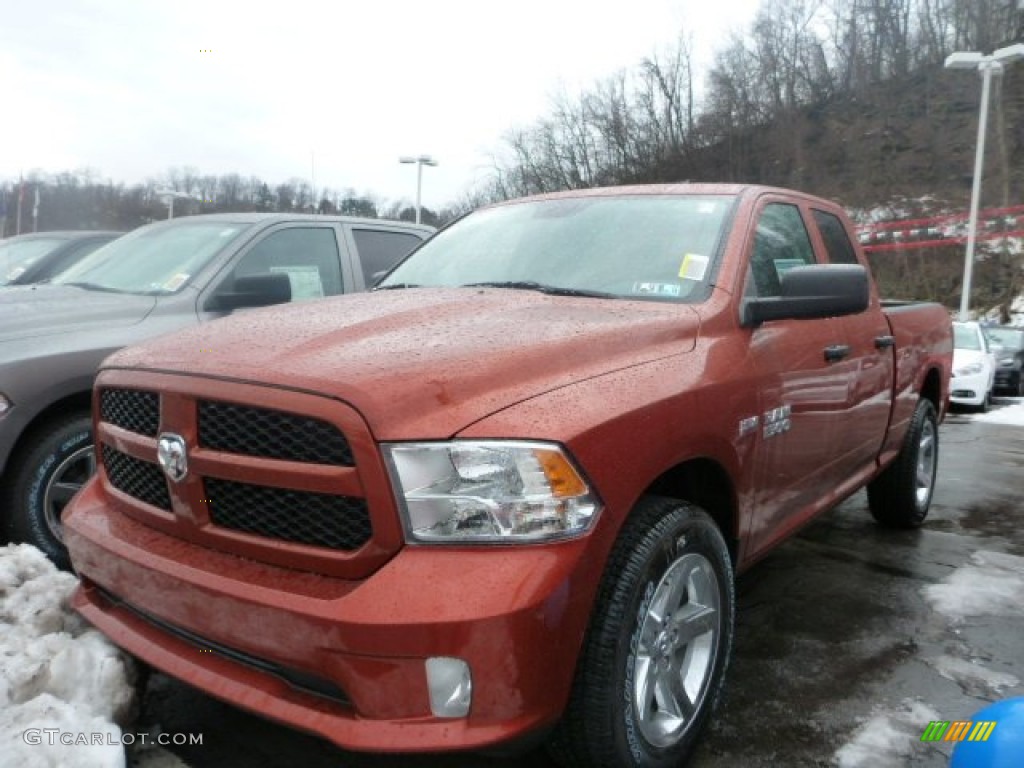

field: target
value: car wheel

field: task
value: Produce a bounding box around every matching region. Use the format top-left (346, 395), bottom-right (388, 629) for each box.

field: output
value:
top-left (867, 398), bottom-right (938, 528)
top-left (1017, 371), bottom-right (1024, 398)
top-left (977, 389), bottom-right (991, 413)
top-left (548, 497), bottom-right (735, 768)
top-left (3, 413), bottom-right (94, 569)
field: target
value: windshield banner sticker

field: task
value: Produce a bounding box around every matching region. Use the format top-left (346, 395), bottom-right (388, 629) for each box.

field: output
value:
top-left (631, 282), bottom-right (681, 297)
top-left (679, 253), bottom-right (709, 281)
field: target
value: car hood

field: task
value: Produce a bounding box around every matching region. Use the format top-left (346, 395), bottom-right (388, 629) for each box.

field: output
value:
top-left (0, 285), bottom-right (157, 342)
top-left (952, 348), bottom-right (989, 371)
top-left (106, 287), bottom-right (700, 439)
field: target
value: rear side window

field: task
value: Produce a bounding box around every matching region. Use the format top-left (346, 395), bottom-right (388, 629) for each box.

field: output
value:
top-left (747, 203), bottom-right (817, 298)
top-left (813, 210), bottom-right (859, 265)
top-left (352, 229), bottom-right (424, 283)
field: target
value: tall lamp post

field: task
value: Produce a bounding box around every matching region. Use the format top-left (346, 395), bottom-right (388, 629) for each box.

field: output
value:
top-left (398, 155), bottom-right (438, 224)
top-left (944, 43), bottom-right (1024, 321)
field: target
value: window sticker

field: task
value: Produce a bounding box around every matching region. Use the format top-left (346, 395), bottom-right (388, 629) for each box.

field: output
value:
top-left (772, 259), bottom-right (806, 280)
top-left (631, 282), bottom-right (682, 297)
top-left (162, 273), bottom-right (190, 292)
top-left (697, 202), bottom-right (718, 214)
top-left (270, 265), bottom-right (324, 300)
top-left (678, 253), bottom-right (709, 281)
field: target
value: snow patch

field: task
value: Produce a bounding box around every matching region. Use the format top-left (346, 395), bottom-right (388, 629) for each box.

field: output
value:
top-left (972, 399), bottom-right (1024, 426)
top-left (923, 550), bottom-right (1024, 621)
top-left (833, 698), bottom-right (942, 768)
top-left (0, 544), bottom-right (138, 768)
top-left (927, 655), bottom-right (1020, 695)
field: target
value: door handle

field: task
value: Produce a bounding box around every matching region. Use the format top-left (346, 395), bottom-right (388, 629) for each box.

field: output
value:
top-left (824, 344), bottom-right (851, 363)
top-left (874, 335), bottom-right (896, 349)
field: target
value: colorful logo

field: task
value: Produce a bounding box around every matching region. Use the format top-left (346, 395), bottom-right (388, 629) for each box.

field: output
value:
top-left (921, 721), bottom-right (997, 743)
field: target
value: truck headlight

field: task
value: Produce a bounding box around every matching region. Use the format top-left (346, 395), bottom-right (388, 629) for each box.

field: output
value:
top-left (954, 362), bottom-right (983, 377)
top-left (382, 440), bottom-right (601, 543)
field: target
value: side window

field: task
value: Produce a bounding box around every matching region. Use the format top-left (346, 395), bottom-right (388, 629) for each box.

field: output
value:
top-left (352, 229), bottom-right (424, 282)
top-left (747, 203), bottom-right (817, 298)
top-left (812, 210), bottom-right (859, 265)
top-left (232, 227), bottom-right (342, 301)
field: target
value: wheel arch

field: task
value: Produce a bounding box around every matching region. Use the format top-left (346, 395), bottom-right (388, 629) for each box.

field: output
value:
top-left (919, 366), bottom-right (942, 413)
top-left (639, 457), bottom-right (740, 565)
top-left (1, 390), bottom-right (93, 487)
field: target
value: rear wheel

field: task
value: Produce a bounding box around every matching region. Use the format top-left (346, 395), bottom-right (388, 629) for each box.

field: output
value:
top-left (3, 413), bottom-right (94, 569)
top-left (867, 398), bottom-right (938, 528)
top-left (549, 497), bottom-right (735, 768)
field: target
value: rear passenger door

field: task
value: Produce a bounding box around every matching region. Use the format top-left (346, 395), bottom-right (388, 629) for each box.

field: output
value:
top-left (810, 208), bottom-right (894, 479)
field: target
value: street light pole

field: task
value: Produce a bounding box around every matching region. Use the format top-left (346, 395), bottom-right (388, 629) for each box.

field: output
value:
top-left (945, 43), bottom-right (1024, 321)
top-left (399, 155), bottom-right (438, 225)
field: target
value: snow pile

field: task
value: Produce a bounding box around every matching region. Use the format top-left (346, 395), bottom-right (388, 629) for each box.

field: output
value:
top-left (0, 544), bottom-right (137, 768)
top-left (833, 698), bottom-right (943, 768)
top-left (923, 550), bottom-right (1024, 622)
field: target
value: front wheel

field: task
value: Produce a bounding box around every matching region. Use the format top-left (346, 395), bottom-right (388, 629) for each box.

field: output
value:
top-left (3, 413), bottom-right (94, 569)
top-left (867, 398), bottom-right (938, 528)
top-left (549, 498), bottom-right (735, 768)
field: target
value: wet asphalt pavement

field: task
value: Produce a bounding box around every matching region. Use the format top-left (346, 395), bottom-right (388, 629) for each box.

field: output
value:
top-left (136, 399), bottom-right (1024, 768)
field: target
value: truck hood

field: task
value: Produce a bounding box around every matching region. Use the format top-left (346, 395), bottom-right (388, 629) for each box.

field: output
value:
top-left (106, 288), bottom-right (700, 439)
top-left (0, 285), bottom-right (156, 343)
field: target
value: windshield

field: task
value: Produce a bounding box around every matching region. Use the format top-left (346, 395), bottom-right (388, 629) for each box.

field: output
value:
top-left (0, 237), bottom-right (67, 285)
top-left (983, 327), bottom-right (1024, 351)
top-left (953, 324), bottom-right (983, 351)
top-left (379, 195), bottom-right (735, 302)
top-left (54, 220), bottom-right (250, 294)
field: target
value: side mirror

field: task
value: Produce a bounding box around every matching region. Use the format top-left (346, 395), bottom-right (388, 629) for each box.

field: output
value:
top-left (207, 273), bottom-right (292, 311)
top-left (742, 264), bottom-right (869, 326)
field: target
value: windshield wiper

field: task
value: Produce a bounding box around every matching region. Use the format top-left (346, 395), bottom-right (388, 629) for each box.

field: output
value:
top-left (374, 283), bottom-right (421, 291)
top-left (464, 281), bottom-right (614, 299)
top-left (63, 281), bottom-right (133, 294)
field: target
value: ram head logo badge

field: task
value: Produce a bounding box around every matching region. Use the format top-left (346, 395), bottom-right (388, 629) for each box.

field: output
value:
top-left (157, 433), bottom-right (189, 483)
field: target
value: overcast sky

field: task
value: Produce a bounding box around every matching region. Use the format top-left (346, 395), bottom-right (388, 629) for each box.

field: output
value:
top-left (1, 0), bottom-right (762, 208)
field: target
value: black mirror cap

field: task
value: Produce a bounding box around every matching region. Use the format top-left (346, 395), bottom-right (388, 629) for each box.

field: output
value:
top-left (207, 273), bottom-right (292, 311)
top-left (742, 264), bottom-right (870, 326)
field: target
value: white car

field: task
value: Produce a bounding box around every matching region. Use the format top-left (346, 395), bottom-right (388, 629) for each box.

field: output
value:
top-left (951, 321), bottom-right (997, 411)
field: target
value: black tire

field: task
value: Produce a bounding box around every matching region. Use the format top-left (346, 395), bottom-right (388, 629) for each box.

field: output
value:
top-left (867, 398), bottom-right (938, 528)
top-left (548, 497), bottom-right (735, 768)
top-left (3, 413), bottom-right (94, 569)
top-left (1016, 371), bottom-right (1024, 398)
top-left (977, 390), bottom-right (990, 413)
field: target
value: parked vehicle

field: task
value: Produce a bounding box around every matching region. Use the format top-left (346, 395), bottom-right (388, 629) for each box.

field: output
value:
top-left (0, 231), bottom-right (121, 286)
top-left (981, 325), bottom-right (1024, 397)
top-left (0, 213), bottom-right (433, 566)
top-left (64, 185), bottom-right (952, 768)
top-left (950, 321), bottom-right (997, 410)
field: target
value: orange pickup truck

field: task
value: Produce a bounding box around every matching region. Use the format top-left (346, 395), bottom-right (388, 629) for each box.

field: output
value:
top-left (65, 184), bottom-right (953, 767)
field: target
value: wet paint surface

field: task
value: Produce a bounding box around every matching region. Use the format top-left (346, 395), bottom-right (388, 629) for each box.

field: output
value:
top-left (137, 399), bottom-right (1024, 767)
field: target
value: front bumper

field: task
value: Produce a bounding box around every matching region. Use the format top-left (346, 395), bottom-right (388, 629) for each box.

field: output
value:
top-left (950, 371), bottom-right (990, 406)
top-left (65, 479), bottom-right (599, 753)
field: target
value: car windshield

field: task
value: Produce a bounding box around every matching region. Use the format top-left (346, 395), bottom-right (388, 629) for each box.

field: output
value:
top-left (379, 195), bottom-right (735, 302)
top-left (983, 327), bottom-right (1024, 351)
top-left (953, 324), bottom-right (982, 351)
top-left (53, 220), bottom-right (250, 294)
top-left (0, 237), bottom-right (67, 285)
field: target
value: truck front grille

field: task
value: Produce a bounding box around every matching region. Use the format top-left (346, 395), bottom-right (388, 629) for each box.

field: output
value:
top-left (205, 478), bottom-right (371, 550)
top-left (198, 401), bottom-right (354, 466)
top-left (100, 388), bottom-right (160, 436)
top-left (102, 445), bottom-right (172, 512)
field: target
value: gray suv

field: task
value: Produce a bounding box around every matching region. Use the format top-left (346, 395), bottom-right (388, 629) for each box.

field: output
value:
top-left (0, 213), bottom-right (432, 565)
